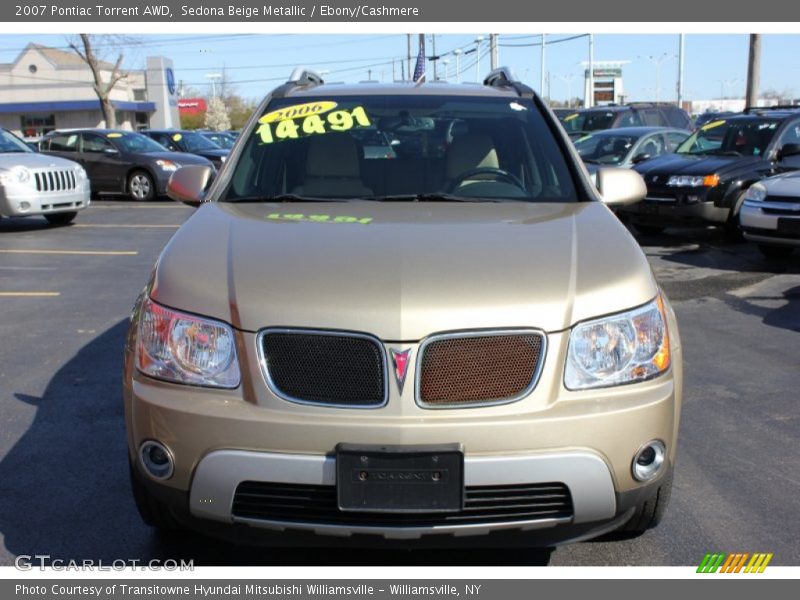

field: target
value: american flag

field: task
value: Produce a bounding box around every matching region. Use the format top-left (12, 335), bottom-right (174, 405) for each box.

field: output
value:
top-left (413, 37), bottom-right (426, 83)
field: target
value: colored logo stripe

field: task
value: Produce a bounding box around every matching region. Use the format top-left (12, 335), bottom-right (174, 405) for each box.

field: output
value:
top-left (697, 553), bottom-right (773, 573)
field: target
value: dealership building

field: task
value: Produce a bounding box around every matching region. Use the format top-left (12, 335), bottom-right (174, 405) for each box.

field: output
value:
top-left (0, 43), bottom-right (180, 139)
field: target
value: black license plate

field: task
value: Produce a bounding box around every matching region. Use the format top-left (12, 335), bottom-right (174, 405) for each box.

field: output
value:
top-left (777, 218), bottom-right (800, 235)
top-left (336, 443), bottom-right (464, 513)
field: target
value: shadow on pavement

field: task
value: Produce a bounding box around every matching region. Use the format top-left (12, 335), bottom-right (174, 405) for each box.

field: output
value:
top-left (0, 319), bottom-right (552, 566)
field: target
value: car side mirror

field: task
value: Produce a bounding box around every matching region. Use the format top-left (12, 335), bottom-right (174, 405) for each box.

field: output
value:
top-left (167, 165), bottom-right (212, 207)
top-left (631, 152), bottom-right (651, 165)
top-left (777, 143), bottom-right (800, 160)
top-left (103, 147), bottom-right (119, 155)
top-left (595, 167), bottom-right (647, 206)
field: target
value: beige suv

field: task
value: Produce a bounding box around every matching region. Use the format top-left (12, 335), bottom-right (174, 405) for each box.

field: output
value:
top-left (124, 68), bottom-right (682, 547)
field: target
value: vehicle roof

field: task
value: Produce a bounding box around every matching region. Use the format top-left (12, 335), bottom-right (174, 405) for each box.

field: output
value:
top-left (732, 109), bottom-right (800, 120)
top-left (576, 126), bottom-right (683, 137)
top-left (281, 81), bottom-right (522, 99)
top-left (45, 128), bottom-right (140, 135)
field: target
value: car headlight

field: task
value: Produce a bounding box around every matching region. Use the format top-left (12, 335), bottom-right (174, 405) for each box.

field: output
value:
top-left (136, 297), bottom-right (240, 388)
top-left (73, 165), bottom-right (87, 180)
top-left (667, 174), bottom-right (719, 188)
top-left (565, 295), bottom-right (671, 390)
top-left (745, 183), bottom-right (767, 203)
top-left (0, 166), bottom-right (31, 186)
top-left (156, 159), bottom-right (179, 172)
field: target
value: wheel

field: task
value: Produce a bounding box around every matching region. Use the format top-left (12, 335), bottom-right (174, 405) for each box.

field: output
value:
top-left (128, 170), bottom-right (155, 201)
top-left (44, 211), bottom-right (77, 225)
top-left (758, 244), bottom-right (795, 259)
top-left (129, 463), bottom-right (181, 531)
top-left (633, 223), bottom-right (665, 236)
top-left (723, 192), bottom-right (747, 242)
top-left (618, 470), bottom-right (673, 537)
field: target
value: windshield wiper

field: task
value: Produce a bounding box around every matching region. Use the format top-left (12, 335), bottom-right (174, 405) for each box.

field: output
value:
top-left (364, 194), bottom-right (503, 203)
top-left (228, 194), bottom-right (355, 203)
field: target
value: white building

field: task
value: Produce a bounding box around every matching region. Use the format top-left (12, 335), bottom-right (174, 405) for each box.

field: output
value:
top-left (0, 43), bottom-right (180, 139)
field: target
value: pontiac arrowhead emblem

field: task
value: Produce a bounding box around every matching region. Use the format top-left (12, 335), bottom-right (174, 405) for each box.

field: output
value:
top-left (390, 348), bottom-right (412, 393)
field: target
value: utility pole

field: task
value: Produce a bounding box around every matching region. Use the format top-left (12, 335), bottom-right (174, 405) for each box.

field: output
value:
top-left (432, 34), bottom-right (437, 81)
top-left (540, 34), bottom-right (546, 98)
top-left (391, 60), bottom-right (395, 82)
top-left (407, 34), bottom-right (412, 81)
top-left (490, 34), bottom-right (498, 70)
top-left (746, 34), bottom-right (761, 108)
top-left (475, 35), bottom-right (484, 82)
top-left (454, 48), bottom-right (461, 83)
top-left (677, 34), bottom-right (685, 109)
top-left (587, 34), bottom-right (594, 108)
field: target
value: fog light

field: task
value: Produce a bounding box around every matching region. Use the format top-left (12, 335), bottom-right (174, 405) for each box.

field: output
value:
top-left (139, 440), bottom-right (174, 480)
top-left (18, 201), bottom-right (31, 212)
top-left (632, 440), bottom-right (665, 482)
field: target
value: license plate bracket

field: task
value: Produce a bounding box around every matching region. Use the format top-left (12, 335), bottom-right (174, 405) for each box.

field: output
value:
top-left (777, 218), bottom-right (800, 235)
top-left (336, 443), bottom-right (464, 513)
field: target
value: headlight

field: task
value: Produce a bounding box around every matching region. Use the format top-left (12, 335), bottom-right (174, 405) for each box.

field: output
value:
top-left (745, 183), bottom-right (767, 203)
top-left (0, 166), bottom-right (31, 186)
top-left (73, 165), bottom-right (87, 180)
top-left (136, 297), bottom-right (240, 388)
top-left (667, 174), bottom-right (719, 188)
top-left (565, 295), bottom-right (671, 390)
top-left (156, 159), bottom-right (179, 172)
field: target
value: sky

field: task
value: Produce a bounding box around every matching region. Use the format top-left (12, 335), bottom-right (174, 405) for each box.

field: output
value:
top-left (1, 33), bottom-right (798, 104)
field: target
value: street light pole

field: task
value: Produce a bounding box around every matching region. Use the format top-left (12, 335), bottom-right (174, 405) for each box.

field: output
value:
top-left (540, 34), bottom-right (546, 98)
top-left (677, 34), bottom-right (685, 108)
top-left (587, 34), bottom-right (594, 108)
top-left (454, 48), bottom-right (462, 83)
top-left (475, 36), bottom-right (484, 82)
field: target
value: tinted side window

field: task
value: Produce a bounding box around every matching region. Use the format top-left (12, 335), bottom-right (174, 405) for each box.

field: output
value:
top-left (665, 108), bottom-right (691, 129)
top-left (153, 133), bottom-right (178, 151)
top-left (667, 131), bottom-right (689, 151)
top-left (46, 133), bottom-right (78, 152)
top-left (618, 111), bottom-right (643, 127)
top-left (82, 134), bottom-right (114, 153)
top-left (641, 109), bottom-right (664, 127)
top-left (778, 119), bottom-right (800, 145)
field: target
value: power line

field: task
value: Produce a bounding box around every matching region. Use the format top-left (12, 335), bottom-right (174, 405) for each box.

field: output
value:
top-left (499, 34), bottom-right (589, 48)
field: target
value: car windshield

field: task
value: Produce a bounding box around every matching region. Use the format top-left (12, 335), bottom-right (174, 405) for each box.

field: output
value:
top-left (221, 94), bottom-right (577, 202)
top-left (180, 131), bottom-right (220, 152)
top-left (113, 132), bottom-right (170, 154)
top-left (676, 118), bottom-right (780, 157)
top-left (560, 110), bottom-right (616, 134)
top-left (0, 129), bottom-right (33, 153)
top-left (201, 133), bottom-right (235, 149)
top-left (574, 132), bottom-right (638, 165)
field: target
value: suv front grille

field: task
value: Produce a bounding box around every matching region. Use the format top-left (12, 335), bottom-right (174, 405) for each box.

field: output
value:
top-left (232, 481), bottom-right (573, 527)
top-left (418, 332), bottom-right (545, 406)
top-left (260, 330), bottom-right (386, 407)
top-left (34, 169), bottom-right (77, 193)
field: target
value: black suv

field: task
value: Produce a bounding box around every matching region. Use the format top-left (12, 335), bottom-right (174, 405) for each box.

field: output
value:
top-left (622, 106), bottom-right (800, 236)
top-left (40, 129), bottom-right (214, 201)
top-left (560, 103), bottom-right (693, 140)
top-left (141, 129), bottom-right (229, 170)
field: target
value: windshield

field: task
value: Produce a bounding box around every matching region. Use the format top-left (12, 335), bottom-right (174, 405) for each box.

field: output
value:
top-left (222, 94), bottom-right (577, 202)
top-left (179, 131), bottom-right (220, 152)
top-left (677, 118), bottom-right (779, 157)
top-left (201, 132), bottom-right (235, 149)
top-left (560, 111), bottom-right (616, 134)
top-left (574, 132), bottom-right (638, 165)
top-left (114, 132), bottom-right (170, 154)
top-left (0, 129), bottom-right (33, 153)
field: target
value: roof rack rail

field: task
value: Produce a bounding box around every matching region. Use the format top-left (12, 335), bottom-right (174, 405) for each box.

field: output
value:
top-left (483, 67), bottom-right (520, 88)
top-left (743, 104), bottom-right (800, 113)
top-left (287, 67), bottom-right (325, 87)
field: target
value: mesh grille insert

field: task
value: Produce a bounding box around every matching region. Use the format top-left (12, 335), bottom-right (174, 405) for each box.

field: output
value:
top-left (419, 333), bottom-right (545, 406)
top-left (232, 481), bottom-right (573, 527)
top-left (261, 331), bottom-right (386, 406)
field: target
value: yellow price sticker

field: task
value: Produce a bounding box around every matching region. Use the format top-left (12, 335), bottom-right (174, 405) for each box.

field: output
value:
top-left (256, 105), bottom-right (372, 145)
top-left (107, 133), bottom-right (122, 138)
top-left (259, 101), bottom-right (339, 124)
top-left (563, 113), bottom-right (579, 122)
top-left (701, 120), bottom-right (726, 131)
top-left (172, 133), bottom-right (183, 141)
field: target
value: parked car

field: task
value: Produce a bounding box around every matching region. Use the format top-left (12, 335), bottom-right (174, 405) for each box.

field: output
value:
top-left (574, 127), bottom-right (690, 172)
top-left (623, 106), bottom-right (800, 236)
top-left (560, 103), bottom-right (693, 140)
top-left (125, 67), bottom-right (681, 547)
top-left (141, 129), bottom-right (229, 170)
top-left (0, 127), bottom-right (89, 225)
top-left (40, 129), bottom-right (214, 201)
top-left (198, 130), bottom-right (237, 150)
top-left (694, 111), bottom-right (736, 129)
top-left (740, 171), bottom-right (800, 258)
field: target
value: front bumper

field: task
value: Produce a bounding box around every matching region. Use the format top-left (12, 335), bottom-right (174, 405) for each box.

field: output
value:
top-left (741, 201), bottom-right (800, 246)
top-left (622, 190), bottom-right (729, 225)
top-left (0, 180), bottom-right (90, 217)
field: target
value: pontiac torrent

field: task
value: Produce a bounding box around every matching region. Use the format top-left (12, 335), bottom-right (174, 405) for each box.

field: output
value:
top-left (124, 68), bottom-right (682, 547)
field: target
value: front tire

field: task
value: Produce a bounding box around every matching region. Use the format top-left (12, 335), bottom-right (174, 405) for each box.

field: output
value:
top-left (128, 170), bottom-right (155, 201)
top-left (44, 211), bottom-right (77, 225)
top-left (723, 191), bottom-right (747, 242)
top-left (758, 244), bottom-right (795, 259)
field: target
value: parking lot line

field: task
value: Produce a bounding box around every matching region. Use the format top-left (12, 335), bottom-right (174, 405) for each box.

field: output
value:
top-left (0, 249), bottom-right (138, 256)
top-left (73, 224), bottom-right (180, 229)
top-left (0, 292), bottom-right (60, 297)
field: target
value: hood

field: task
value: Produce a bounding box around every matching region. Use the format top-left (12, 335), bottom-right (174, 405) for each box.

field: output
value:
top-left (761, 170), bottom-right (800, 195)
top-left (634, 153), bottom-right (761, 179)
top-left (0, 152), bottom-right (81, 170)
top-left (194, 148), bottom-right (229, 160)
top-left (151, 201), bottom-right (657, 339)
top-left (141, 151), bottom-right (212, 167)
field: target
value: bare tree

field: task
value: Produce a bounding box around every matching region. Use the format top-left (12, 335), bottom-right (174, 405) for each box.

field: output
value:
top-left (69, 34), bottom-right (127, 129)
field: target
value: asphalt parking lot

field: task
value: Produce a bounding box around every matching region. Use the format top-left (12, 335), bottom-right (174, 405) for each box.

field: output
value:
top-left (0, 201), bottom-right (798, 566)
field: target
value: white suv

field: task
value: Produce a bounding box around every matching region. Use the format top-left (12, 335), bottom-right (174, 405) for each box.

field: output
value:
top-left (741, 171), bottom-right (800, 258)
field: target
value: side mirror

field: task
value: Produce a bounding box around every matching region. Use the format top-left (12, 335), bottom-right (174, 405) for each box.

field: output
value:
top-left (778, 143), bottom-right (800, 160)
top-left (167, 165), bottom-right (212, 207)
top-left (595, 167), bottom-right (647, 206)
top-left (103, 147), bottom-right (119, 155)
top-left (631, 152), bottom-right (651, 165)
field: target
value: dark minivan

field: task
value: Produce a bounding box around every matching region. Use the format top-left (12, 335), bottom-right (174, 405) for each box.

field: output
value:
top-left (560, 103), bottom-right (693, 140)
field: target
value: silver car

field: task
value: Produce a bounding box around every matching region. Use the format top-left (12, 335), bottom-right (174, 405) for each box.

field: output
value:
top-left (0, 128), bottom-right (90, 225)
top-left (741, 171), bottom-right (800, 258)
